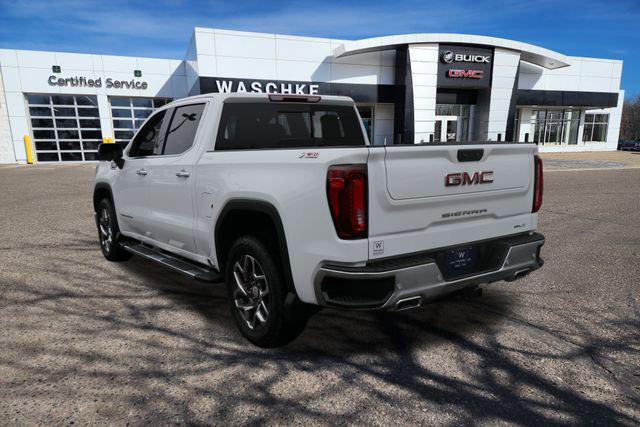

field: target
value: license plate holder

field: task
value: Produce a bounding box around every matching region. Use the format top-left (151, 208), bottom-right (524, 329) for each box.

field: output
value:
top-left (444, 245), bottom-right (478, 276)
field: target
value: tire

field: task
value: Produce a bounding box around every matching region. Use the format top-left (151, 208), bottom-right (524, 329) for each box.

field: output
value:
top-left (225, 235), bottom-right (310, 348)
top-left (96, 198), bottom-right (133, 262)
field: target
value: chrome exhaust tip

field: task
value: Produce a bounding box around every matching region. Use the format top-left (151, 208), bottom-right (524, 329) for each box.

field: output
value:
top-left (396, 296), bottom-right (422, 311)
top-left (513, 268), bottom-right (531, 280)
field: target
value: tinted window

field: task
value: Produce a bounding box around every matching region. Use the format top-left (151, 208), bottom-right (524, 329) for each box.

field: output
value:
top-left (28, 95), bottom-right (50, 105)
top-left (76, 96), bottom-right (98, 106)
top-left (163, 104), bottom-right (205, 155)
top-left (215, 103), bottom-right (365, 150)
top-left (128, 110), bottom-right (166, 157)
top-left (132, 98), bottom-right (152, 108)
top-left (52, 96), bottom-right (75, 105)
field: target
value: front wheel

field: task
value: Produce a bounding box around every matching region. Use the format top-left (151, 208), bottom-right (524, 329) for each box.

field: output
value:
top-left (225, 235), bottom-right (310, 347)
top-left (96, 198), bottom-right (132, 262)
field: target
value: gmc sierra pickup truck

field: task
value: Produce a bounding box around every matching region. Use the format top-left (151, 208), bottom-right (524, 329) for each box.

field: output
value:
top-left (94, 93), bottom-right (544, 347)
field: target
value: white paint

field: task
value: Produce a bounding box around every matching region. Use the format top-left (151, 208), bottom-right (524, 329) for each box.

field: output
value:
top-left (409, 44), bottom-right (438, 143)
top-left (0, 68), bottom-right (16, 163)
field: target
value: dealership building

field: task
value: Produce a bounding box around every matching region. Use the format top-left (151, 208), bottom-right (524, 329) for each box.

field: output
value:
top-left (0, 27), bottom-right (624, 163)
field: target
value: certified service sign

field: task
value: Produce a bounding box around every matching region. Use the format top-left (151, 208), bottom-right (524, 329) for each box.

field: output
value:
top-left (47, 75), bottom-right (149, 90)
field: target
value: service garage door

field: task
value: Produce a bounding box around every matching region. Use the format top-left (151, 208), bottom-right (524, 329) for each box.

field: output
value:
top-left (109, 97), bottom-right (171, 147)
top-left (27, 94), bottom-right (103, 162)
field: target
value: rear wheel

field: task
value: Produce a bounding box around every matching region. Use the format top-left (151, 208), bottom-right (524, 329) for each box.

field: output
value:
top-left (225, 235), bottom-right (310, 347)
top-left (96, 198), bottom-right (132, 262)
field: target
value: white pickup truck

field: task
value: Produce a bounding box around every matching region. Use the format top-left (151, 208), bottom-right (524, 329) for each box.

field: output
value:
top-left (94, 93), bottom-right (544, 347)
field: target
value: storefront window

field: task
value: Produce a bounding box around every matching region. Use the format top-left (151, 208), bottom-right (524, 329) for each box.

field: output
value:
top-left (109, 97), bottom-right (172, 147)
top-left (582, 113), bottom-right (609, 142)
top-left (530, 109), bottom-right (580, 145)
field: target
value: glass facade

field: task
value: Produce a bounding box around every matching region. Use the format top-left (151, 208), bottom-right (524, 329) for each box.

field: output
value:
top-left (582, 113), bottom-right (609, 142)
top-left (530, 109), bottom-right (580, 145)
top-left (27, 94), bottom-right (102, 162)
top-left (109, 97), bottom-right (172, 147)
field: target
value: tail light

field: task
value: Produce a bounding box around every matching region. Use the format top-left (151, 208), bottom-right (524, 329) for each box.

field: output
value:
top-left (327, 165), bottom-right (367, 239)
top-left (532, 155), bottom-right (543, 213)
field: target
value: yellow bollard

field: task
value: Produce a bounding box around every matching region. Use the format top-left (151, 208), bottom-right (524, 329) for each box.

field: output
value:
top-left (102, 137), bottom-right (114, 144)
top-left (23, 135), bottom-right (34, 164)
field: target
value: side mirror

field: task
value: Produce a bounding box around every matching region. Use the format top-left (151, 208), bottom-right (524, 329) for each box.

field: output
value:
top-left (97, 143), bottom-right (124, 168)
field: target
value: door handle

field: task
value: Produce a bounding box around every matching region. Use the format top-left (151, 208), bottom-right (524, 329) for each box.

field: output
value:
top-left (136, 169), bottom-right (147, 176)
top-left (175, 170), bottom-right (190, 178)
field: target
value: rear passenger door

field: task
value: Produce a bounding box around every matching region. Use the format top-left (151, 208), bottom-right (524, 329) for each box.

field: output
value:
top-left (144, 102), bottom-right (206, 256)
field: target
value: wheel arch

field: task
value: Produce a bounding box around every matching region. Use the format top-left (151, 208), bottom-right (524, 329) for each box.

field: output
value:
top-left (93, 182), bottom-right (114, 212)
top-left (215, 199), bottom-right (295, 293)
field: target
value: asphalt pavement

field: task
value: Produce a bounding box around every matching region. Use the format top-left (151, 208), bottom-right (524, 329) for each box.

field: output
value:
top-left (0, 162), bottom-right (638, 425)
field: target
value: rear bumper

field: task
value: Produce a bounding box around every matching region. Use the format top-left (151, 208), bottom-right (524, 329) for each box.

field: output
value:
top-left (314, 232), bottom-right (544, 310)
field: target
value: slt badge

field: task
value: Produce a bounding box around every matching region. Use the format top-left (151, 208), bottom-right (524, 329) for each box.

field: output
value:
top-left (299, 152), bottom-right (319, 159)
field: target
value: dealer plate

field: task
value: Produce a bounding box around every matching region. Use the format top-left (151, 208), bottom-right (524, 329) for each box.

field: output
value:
top-left (444, 245), bottom-right (477, 276)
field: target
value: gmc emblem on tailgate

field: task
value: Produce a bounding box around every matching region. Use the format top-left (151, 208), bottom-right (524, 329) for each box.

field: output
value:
top-left (445, 171), bottom-right (494, 187)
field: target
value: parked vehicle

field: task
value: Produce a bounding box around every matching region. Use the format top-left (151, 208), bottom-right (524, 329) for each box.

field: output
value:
top-left (93, 93), bottom-right (545, 347)
top-left (619, 139), bottom-right (640, 151)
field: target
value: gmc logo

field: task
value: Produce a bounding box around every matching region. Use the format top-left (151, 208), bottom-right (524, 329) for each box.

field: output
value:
top-left (448, 69), bottom-right (484, 79)
top-left (445, 171), bottom-right (494, 187)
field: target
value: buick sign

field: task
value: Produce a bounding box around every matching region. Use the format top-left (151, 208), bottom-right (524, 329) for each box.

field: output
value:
top-left (441, 51), bottom-right (491, 64)
top-left (438, 45), bottom-right (494, 88)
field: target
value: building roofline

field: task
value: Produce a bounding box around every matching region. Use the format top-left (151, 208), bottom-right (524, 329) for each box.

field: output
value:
top-left (334, 33), bottom-right (571, 69)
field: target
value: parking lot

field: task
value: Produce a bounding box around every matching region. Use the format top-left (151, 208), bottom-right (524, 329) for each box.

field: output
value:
top-left (0, 160), bottom-right (639, 425)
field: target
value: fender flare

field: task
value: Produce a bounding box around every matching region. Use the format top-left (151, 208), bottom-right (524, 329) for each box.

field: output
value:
top-left (215, 199), bottom-right (295, 293)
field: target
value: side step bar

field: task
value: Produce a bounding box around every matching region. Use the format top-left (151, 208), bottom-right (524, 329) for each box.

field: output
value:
top-left (121, 242), bottom-right (221, 283)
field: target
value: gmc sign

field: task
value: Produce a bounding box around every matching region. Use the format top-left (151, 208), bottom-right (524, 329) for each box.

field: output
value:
top-left (447, 69), bottom-right (484, 79)
top-left (445, 171), bottom-right (494, 187)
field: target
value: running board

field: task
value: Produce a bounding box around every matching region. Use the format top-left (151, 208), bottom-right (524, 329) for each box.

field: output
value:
top-left (121, 242), bottom-right (221, 283)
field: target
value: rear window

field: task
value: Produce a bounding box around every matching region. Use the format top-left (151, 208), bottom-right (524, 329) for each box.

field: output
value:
top-left (163, 103), bottom-right (205, 155)
top-left (215, 103), bottom-right (365, 150)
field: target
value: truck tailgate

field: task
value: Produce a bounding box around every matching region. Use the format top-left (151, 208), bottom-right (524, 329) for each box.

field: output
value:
top-left (367, 143), bottom-right (538, 260)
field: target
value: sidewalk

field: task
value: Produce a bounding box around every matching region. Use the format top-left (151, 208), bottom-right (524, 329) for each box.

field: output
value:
top-left (539, 151), bottom-right (640, 171)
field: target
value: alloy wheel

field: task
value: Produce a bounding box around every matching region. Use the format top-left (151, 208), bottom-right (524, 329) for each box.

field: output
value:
top-left (98, 208), bottom-right (113, 253)
top-left (232, 254), bottom-right (270, 330)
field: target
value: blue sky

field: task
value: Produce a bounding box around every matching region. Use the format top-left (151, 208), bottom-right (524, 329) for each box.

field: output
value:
top-left (0, 0), bottom-right (638, 96)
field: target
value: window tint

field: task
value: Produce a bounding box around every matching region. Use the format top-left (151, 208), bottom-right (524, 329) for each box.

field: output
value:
top-left (128, 110), bottom-right (166, 157)
top-left (215, 103), bottom-right (365, 150)
top-left (163, 104), bottom-right (205, 155)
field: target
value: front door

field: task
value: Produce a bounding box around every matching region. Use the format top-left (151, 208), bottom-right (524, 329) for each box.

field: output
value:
top-left (114, 157), bottom-right (152, 237)
top-left (446, 119), bottom-right (458, 141)
top-left (434, 116), bottom-right (460, 142)
top-left (112, 109), bottom-right (168, 238)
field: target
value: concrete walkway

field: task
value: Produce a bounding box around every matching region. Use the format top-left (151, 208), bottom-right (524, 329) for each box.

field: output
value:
top-left (540, 151), bottom-right (640, 171)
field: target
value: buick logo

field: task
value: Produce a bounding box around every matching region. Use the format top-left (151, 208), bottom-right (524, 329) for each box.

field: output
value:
top-left (441, 51), bottom-right (455, 64)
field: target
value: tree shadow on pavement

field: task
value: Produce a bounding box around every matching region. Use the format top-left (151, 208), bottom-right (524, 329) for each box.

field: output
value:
top-left (0, 238), bottom-right (638, 425)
